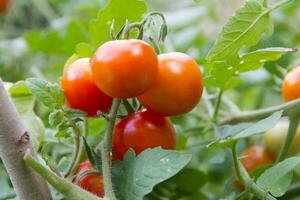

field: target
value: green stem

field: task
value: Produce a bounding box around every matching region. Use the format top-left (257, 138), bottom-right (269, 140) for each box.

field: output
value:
top-left (276, 115), bottom-right (300, 162)
top-left (222, 98), bottom-right (300, 124)
top-left (24, 152), bottom-right (103, 200)
top-left (213, 88), bottom-right (224, 121)
top-left (267, 0), bottom-right (293, 13)
top-left (231, 144), bottom-right (276, 200)
top-left (96, 99), bottom-right (121, 200)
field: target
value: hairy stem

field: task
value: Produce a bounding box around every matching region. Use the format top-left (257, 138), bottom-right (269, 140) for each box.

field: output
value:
top-left (276, 115), bottom-right (300, 162)
top-left (97, 99), bottom-right (121, 200)
top-left (0, 79), bottom-right (52, 200)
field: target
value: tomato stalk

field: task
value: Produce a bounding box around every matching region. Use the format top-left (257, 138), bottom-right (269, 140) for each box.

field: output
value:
top-left (213, 88), bottom-right (224, 122)
top-left (276, 115), bottom-right (300, 162)
top-left (231, 143), bottom-right (276, 200)
top-left (96, 99), bottom-right (121, 200)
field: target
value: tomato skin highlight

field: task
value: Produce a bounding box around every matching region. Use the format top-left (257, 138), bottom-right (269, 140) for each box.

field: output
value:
top-left (241, 146), bottom-right (274, 173)
top-left (91, 39), bottom-right (158, 98)
top-left (282, 67), bottom-right (300, 101)
top-left (138, 52), bottom-right (203, 116)
top-left (112, 110), bottom-right (176, 160)
top-left (76, 160), bottom-right (104, 197)
top-left (61, 58), bottom-right (112, 116)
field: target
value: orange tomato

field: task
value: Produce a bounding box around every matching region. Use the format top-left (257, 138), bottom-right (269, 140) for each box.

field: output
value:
top-left (0, 0), bottom-right (10, 13)
top-left (138, 52), bottom-right (203, 116)
top-left (91, 39), bottom-right (158, 98)
top-left (282, 67), bottom-right (300, 101)
top-left (61, 58), bottom-right (112, 116)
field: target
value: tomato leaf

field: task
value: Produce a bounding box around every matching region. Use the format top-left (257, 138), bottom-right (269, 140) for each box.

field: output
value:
top-left (256, 157), bottom-right (300, 197)
top-left (26, 78), bottom-right (64, 109)
top-left (82, 137), bottom-right (102, 173)
top-left (113, 147), bottom-right (192, 200)
top-left (8, 81), bottom-right (45, 150)
top-left (89, 0), bottom-right (147, 47)
top-left (76, 42), bottom-right (94, 58)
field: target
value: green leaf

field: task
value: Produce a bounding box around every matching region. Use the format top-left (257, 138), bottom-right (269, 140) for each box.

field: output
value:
top-left (26, 78), bottom-right (64, 109)
top-left (76, 42), bottom-right (94, 58)
top-left (64, 109), bottom-right (87, 121)
top-left (257, 157), bottom-right (300, 197)
top-left (49, 110), bottom-right (65, 127)
top-left (206, 0), bottom-right (273, 61)
top-left (89, 0), bottom-right (147, 47)
top-left (239, 47), bottom-right (296, 72)
top-left (8, 81), bottom-right (45, 150)
top-left (113, 147), bottom-right (191, 200)
top-left (82, 137), bottom-right (102, 172)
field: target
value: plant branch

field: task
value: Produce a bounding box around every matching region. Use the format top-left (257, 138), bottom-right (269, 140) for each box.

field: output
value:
top-left (221, 98), bottom-right (300, 124)
top-left (213, 88), bottom-right (224, 121)
top-left (0, 79), bottom-right (52, 200)
top-left (24, 151), bottom-right (104, 200)
top-left (276, 115), bottom-right (300, 162)
top-left (96, 99), bottom-right (121, 200)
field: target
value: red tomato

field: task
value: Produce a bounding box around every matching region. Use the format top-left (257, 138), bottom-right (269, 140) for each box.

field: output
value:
top-left (282, 67), bottom-right (300, 101)
top-left (0, 0), bottom-right (10, 13)
top-left (76, 160), bottom-right (104, 197)
top-left (241, 146), bottom-right (274, 173)
top-left (138, 52), bottom-right (203, 116)
top-left (112, 110), bottom-right (176, 160)
top-left (61, 58), bottom-right (112, 116)
top-left (91, 39), bottom-right (158, 98)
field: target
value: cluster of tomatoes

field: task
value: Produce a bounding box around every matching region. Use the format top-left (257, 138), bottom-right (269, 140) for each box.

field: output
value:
top-left (61, 39), bottom-right (203, 196)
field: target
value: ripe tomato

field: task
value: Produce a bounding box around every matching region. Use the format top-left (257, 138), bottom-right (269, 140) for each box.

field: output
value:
top-left (264, 120), bottom-right (300, 156)
top-left (76, 160), bottom-right (104, 197)
top-left (61, 58), bottom-right (112, 116)
top-left (241, 146), bottom-right (274, 173)
top-left (282, 67), bottom-right (300, 101)
top-left (0, 0), bottom-right (10, 13)
top-left (91, 39), bottom-right (158, 98)
top-left (138, 52), bottom-right (203, 116)
top-left (112, 110), bottom-right (176, 160)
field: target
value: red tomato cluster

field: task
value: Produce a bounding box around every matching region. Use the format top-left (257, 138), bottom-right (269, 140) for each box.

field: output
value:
top-left (76, 160), bottom-right (104, 197)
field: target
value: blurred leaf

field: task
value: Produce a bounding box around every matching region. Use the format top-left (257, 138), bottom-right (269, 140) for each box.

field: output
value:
top-left (49, 110), bottom-right (65, 127)
top-left (113, 148), bottom-right (191, 200)
top-left (64, 109), bottom-right (87, 120)
top-left (89, 0), bottom-right (147, 47)
top-left (76, 42), bottom-right (94, 58)
top-left (26, 78), bottom-right (64, 109)
top-left (8, 81), bottom-right (45, 150)
top-left (256, 157), bottom-right (300, 197)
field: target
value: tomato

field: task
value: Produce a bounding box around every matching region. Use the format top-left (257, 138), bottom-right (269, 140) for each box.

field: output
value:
top-left (61, 58), bottom-right (112, 116)
top-left (91, 39), bottom-right (158, 98)
top-left (0, 0), bottom-right (10, 13)
top-left (112, 110), bottom-right (176, 160)
top-left (241, 146), bottom-right (274, 173)
top-left (264, 120), bottom-right (300, 156)
top-left (138, 52), bottom-right (203, 116)
top-left (76, 160), bottom-right (104, 197)
top-left (282, 67), bottom-right (300, 101)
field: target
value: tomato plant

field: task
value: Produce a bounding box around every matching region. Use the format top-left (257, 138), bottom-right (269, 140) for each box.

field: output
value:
top-left (112, 110), bottom-right (176, 160)
top-left (282, 67), bottom-right (300, 101)
top-left (76, 160), bottom-right (104, 197)
top-left (138, 52), bottom-right (203, 116)
top-left (91, 39), bottom-right (158, 98)
top-left (61, 58), bottom-right (112, 116)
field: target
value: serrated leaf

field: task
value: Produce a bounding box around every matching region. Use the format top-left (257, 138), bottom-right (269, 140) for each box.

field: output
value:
top-left (26, 78), bottom-right (64, 109)
top-left (49, 110), bottom-right (65, 127)
top-left (113, 147), bottom-right (191, 200)
top-left (257, 157), bottom-right (300, 197)
top-left (239, 47), bottom-right (297, 72)
top-left (89, 0), bottom-right (147, 47)
top-left (206, 0), bottom-right (273, 61)
top-left (64, 109), bottom-right (87, 121)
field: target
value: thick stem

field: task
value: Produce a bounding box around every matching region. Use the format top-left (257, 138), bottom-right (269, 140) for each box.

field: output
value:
top-left (276, 115), bottom-right (300, 162)
top-left (231, 143), bottom-right (276, 200)
top-left (213, 88), bottom-right (224, 121)
top-left (222, 98), bottom-right (300, 124)
top-left (0, 79), bottom-right (52, 200)
top-left (24, 152), bottom-right (103, 200)
top-left (97, 99), bottom-right (121, 200)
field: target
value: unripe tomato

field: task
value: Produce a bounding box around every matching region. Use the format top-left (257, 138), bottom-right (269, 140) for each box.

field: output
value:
top-left (282, 67), bottom-right (300, 101)
top-left (264, 120), bottom-right (300, 156)
top-left (91, 39), bottom-right (158, 98)
top-left (61, 58), bottom-right (112, 116)
top-left (76, 160), bottom-right (104, 197)
top-left (112, 110), bottom-right (176, 160)
top-left (138, 52), bottom-right (203, 116)
top-left (241, 146), bottom-right (274, 173)
top-left (0, 0), bottom-right (10, 13)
